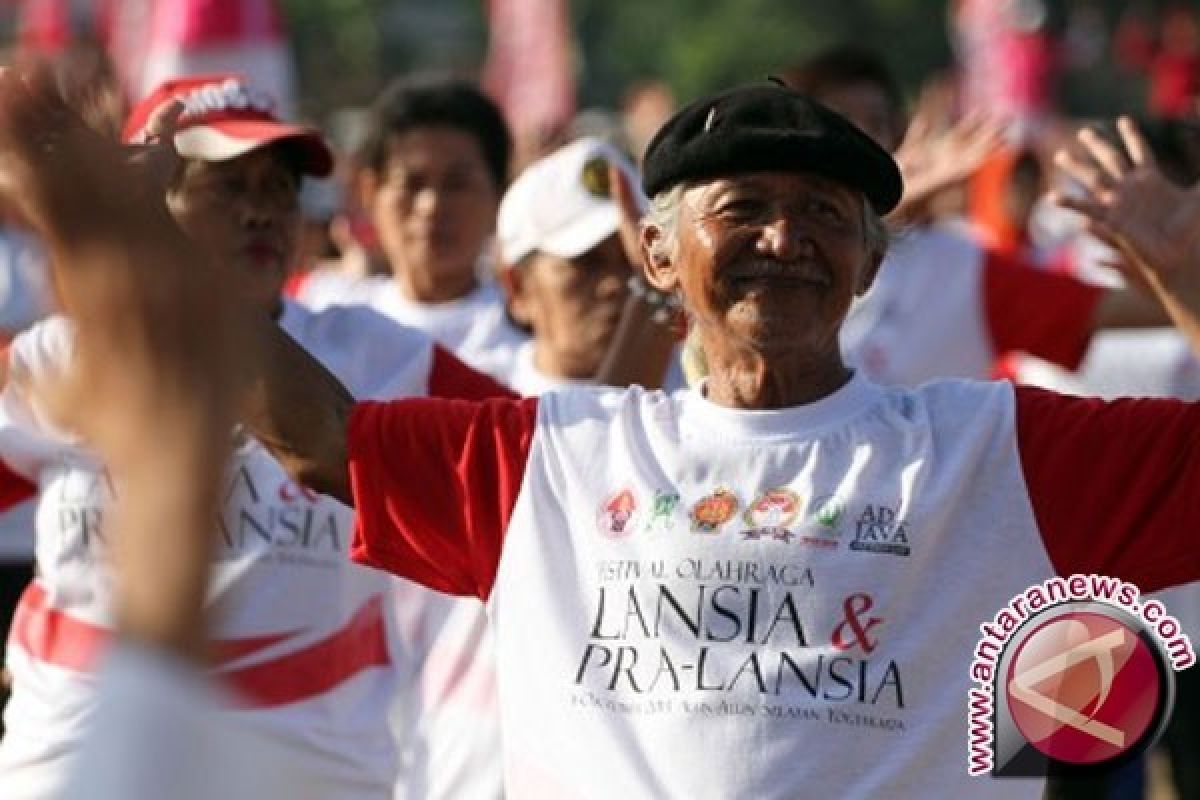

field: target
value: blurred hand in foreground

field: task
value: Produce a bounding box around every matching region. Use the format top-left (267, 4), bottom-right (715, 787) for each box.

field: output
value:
top-left (0, 62), bottom-right (242, 661)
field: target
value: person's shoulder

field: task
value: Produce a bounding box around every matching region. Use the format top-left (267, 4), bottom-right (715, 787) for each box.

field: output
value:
top-left (537, 383), bottom-right (674, 426)
top-left (889, 221), bottom-right (984, 268)
top-left (890, 377), bottom-right (1015, 428)
top-left (303, 300), bottom-right (431, 348)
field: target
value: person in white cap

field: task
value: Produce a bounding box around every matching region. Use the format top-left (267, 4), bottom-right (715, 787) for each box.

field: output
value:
top-left (0, 73), bottom-right (511, 800)
top-left (496, 136), bottom-right (678, 395)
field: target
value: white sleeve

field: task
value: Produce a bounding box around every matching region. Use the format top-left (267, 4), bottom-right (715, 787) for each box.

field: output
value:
top-left (63, 644), bottom-right (311, 800)
top-left (0, 316), bottom-right (76, 480)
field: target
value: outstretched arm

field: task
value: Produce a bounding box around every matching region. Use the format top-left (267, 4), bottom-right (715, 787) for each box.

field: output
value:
top-left (241, 315), bottom-right (357, 504)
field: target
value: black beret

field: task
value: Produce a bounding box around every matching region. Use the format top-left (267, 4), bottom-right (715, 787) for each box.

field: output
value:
top-left (641, 84), bottom-right (904, 215)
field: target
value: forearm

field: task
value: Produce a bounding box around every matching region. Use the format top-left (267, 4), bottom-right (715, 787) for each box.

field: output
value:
top-left (241, 314), bottom-right (356, 504)
top-left (594, 295), bottom-right (678, 389)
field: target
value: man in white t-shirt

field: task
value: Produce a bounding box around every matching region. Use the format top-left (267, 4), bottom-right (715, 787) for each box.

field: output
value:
top-left (298, 77), bottom-right (528, 381)
top-left (495, 137), bottom-right (679, 396)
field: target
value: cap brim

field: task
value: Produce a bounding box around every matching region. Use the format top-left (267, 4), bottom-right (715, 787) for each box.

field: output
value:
top-left (538, 206), bottom-right (622, 260)
top-left (174, 119), bottom-right (334, 177)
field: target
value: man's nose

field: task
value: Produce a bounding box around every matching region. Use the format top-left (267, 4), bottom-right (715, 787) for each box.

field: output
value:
top-left (755, 213), bottom-right (812, 261)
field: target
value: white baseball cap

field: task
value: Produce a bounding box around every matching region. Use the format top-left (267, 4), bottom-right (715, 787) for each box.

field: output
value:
top-left (497, 137), bottom-right (646, 265)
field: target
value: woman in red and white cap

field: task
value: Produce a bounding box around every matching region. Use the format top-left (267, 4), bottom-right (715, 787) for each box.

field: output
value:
top-left (0, 73), bottom-right (509, 800)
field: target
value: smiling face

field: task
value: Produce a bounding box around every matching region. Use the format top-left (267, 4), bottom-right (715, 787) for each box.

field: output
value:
top-left (168, 146), bottom-right (301, 314)
top-left (644, 172), bottom-right (881, 370)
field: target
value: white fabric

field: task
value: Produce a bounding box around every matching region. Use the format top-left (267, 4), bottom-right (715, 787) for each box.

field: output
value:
top-left (489, 376), bottom-right (1055, 799)
top-left (64, 644), bottom-right (306, 800)
top-left (305, 278), bottom-right (528, 383)
top-left (841, 225), bottom-right (993, 385)
top-left (504, 340), bottom-right (595, 397)
top-left (0, 229), bottom-right (49, 340)
top-left (0, 302), bottom-right (487, 800)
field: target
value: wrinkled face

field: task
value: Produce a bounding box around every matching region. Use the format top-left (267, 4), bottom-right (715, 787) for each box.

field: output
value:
top-left (364, 126), bottom-right (499, 289)
top-left (646, 172), bottom-right (879, 361)
top-left (169, 147), bottom-right (301, 313)
top-left (813, 82), bottom-right (903, 153)
top-left (508, 234), bottom-right (631, 379)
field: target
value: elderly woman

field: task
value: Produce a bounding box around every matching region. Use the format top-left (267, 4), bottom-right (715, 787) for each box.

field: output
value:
top-left (9, 76), bottom-right (1200, 798)
top-left (0, 73), bottom-right (510, 800)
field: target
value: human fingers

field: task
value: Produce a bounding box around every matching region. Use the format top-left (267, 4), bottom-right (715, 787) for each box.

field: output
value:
top-left (1078, 127), bottom-right (1132, 181)
top-left (1054, 148), bottom-right (1115, 199)
top-left (1116, 116), bottom-right (1154, 169)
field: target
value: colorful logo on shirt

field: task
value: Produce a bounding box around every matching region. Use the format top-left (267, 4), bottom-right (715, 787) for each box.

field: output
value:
top-left (849, 503), bottom-right (911, 556)
top-left (646, 490), bottom-right (680, 533)
top-left (689, 488), bottom-right (739, 534)
top-left (597, 489), bottom-right (639, 539)
top-left (741, 488), bottom-right (801, 541)
top-left (796, 493), bottom-right (846, 548)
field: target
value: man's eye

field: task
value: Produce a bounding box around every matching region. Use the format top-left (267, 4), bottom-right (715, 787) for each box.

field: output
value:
top-left (808, 197), bottom-right (844, 221)
top-left (720, 199), bottom-right (764, 218)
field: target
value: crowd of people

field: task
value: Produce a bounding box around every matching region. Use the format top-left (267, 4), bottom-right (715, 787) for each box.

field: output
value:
top-left (0, 14), bottom-right (1193, 800)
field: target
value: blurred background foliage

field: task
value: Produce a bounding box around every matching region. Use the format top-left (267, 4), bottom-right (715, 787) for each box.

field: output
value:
top-left (283, 0), bottom-right (1155, 120)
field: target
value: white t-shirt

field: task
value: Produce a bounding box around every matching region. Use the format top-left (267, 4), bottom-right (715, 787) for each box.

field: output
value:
top-left (842, 225), bottom-right (1101, 386)
top-left (348, 376), bottom-right (1200, 799)
top-left (503, 341), bottom-right (595, 397)
top-left (300, 276), bottom-right (528, 384)
top-left (0, 302), bottom-right (502, 800)
top-left (64, 645), bottom-right (308, 800)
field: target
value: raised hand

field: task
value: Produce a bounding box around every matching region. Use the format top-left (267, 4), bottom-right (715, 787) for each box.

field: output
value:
top-left (1054, 117), bottom-right (1200, 281)
top-left (890, 82), bottom-right (1008, 222)
top-left (0, 61), bottom-right (242, 659)
top-left (1053, 117), bottom-right (1200, 350)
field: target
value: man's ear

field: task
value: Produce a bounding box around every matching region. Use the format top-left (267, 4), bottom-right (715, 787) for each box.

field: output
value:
top-left (857, 250), bottom-right (886, 296)
top-left (497, 259), bottom-right (534, 328)
top-left (641, 222), bottom-right (679, 293)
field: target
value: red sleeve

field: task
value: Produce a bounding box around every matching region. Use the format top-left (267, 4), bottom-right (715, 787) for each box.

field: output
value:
top-left (984, 251), bottom-right (1104, 370)
top-left (0, 458), bottom-right (34, 512)
top-left (1016, 386), bottom-right (1200, 592)
top-left (347, 396), bottom-right (538, 600)
top-left (427, 345), bottom-right (517, 401)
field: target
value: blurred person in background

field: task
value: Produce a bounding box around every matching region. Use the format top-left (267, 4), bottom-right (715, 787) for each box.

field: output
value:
top-left (0, 72), bottom-right (511, 800)
top-left (621, 78), bottom-right (677, 160)
top-left (782, 44), bottom-right (1171, 388)
top-left (298, 75), bottom-right (528, 382)
top-left (495, 136), bottom-right (678, 396)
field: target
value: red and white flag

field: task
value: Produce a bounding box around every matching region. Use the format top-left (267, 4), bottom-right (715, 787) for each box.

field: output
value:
top-left (17, 0), bottom-right (297, 113)
top-left (483, 0), bottom-right (576, 159)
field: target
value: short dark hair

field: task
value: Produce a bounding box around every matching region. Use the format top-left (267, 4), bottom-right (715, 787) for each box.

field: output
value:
top-left (782, 46), bottom-right (904, 119)
top-left (357, 75), bottom-right (512, 190)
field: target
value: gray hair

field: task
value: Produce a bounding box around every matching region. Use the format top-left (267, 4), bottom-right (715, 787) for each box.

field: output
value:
top-left (644, 184), bottom-right (890, 263)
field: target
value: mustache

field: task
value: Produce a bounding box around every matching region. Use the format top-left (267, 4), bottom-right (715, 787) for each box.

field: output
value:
top-left (724, 258), bottom-right (831, 286)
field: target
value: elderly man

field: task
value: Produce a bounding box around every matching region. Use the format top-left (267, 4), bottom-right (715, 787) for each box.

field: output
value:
top-left (8, 75), bottom-right (1200, 799)
top-left (230, 83), bottom-right (1200, 799)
